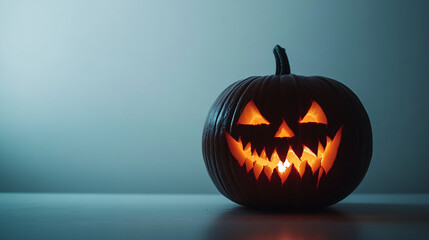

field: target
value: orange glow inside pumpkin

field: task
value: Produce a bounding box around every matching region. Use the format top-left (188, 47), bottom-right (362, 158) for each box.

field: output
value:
top-left (274, 120), bottom-right (295, 138)
top-left (225, 127), bottom-right (342, 185)
top-left (237, 100), bottom-right (270, 125)
top-left (226, 100), bottom-right (343, 186)
top-left (299, 101), bottom-right (328, 124)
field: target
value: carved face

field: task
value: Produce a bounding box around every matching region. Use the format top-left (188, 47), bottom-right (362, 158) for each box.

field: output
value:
top-left (203, 45), bottom-right (372, 208)
top-left (225, 100), bottom-right (343, 186)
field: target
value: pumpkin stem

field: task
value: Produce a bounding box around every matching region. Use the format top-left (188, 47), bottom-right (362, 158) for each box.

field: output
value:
top-left (274, 45), bottom-right (291, 75)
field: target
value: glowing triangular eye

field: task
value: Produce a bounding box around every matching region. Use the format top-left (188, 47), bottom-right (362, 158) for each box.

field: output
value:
top-left (237, 100), bottom-right (270, 125)
top-left (300, 101), bottom-right (328, 124)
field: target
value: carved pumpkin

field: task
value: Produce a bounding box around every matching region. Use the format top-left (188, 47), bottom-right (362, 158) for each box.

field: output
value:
top-left (202, 45), bottom-right (372, 208)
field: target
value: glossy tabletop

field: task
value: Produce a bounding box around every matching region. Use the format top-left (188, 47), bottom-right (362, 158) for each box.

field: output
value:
top-left (1, 193), bottom-right (428, 239)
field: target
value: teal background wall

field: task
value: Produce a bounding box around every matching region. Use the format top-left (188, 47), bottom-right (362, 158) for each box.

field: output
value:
top-left (1, 0), bottom-right (428, 193)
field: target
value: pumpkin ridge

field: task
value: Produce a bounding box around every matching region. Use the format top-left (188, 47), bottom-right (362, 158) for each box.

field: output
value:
top-left (202, 45), bottom-right (372, 208)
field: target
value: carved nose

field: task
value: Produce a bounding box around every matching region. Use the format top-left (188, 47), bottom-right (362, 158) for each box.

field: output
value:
top-left (274, 120), bottom-right (295, 138)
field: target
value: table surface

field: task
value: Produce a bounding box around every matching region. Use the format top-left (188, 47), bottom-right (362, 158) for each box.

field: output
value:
top-left (1, 193), bottom-right (428, 240)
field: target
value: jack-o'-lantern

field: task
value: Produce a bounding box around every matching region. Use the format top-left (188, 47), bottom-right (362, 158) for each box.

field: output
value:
top-left (202, 45), bottom-right (372, 208)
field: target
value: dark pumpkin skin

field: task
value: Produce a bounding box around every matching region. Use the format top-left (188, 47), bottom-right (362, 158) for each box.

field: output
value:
top-left (202, 45), bottom-right (372, 208)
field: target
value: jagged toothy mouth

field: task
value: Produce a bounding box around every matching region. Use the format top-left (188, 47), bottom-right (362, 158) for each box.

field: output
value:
top-left (225, 126), bottom-right (343, 185)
